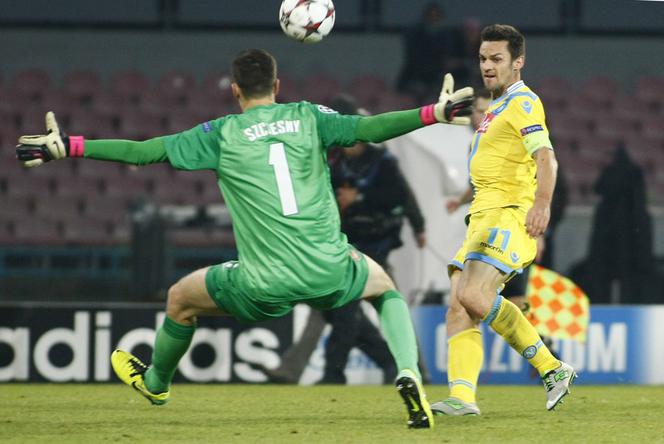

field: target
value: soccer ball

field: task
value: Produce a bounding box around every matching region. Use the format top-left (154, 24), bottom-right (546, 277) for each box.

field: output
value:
top-left (279, 0), bottom-right (335, 43)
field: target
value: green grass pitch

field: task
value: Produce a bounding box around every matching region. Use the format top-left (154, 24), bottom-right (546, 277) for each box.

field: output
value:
top-left (2, 384), bottom-right (663, 443)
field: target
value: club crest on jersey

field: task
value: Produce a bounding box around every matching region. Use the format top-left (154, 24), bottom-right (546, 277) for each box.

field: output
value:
top-left (201, 121), bottom-right (213, 133)
top-left (521, 100), bottom-right (533, 114)
top-left (477, 113), bottom-right (496, 133)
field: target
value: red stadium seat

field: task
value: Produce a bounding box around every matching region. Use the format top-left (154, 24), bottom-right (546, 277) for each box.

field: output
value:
top-left (640, 116), bottom-right (664, 140)
top-left (83, 196), bottom-right (130, 224)
top-left (53, 175), bottom-right (103, 199)
top-left (592, 115), bottom-right (638, 140)
top-left (63, 70), bottom-right (102, 105)
top-left (0, 196), bottom-right (32, 221)
top-left (109, 71), bottom-right (151, 106)
top-left (156, 71), bottom-right (196, 107)
top-left (200, 71), bottom-right (235, 105)
top-left (62, 219), bottom-right (113, 245)
top-left (634, 76), bottom-right (664, 107)
top-left (582, 76), bottom-right (621, 108)
top-left (535, 76), bottom-right (575, 108)
top-left (10, 69), bottom-right (52, 104)
top-left (347, 74), bottom-right (388, 110)
top-left (67, 109), bottom-right (115, 139)
top-left (11, 217), bottom-right (64, 245)
top-left (165, 112), bottom-right (204, 133)
top-left (33, 195), bottom-right (84, 222)
top-left (117, 110), bottom-right (164, 140)
top-left (300, 72), bottom-right (341, 104)
top-left (375, 91), bottom-right (417, 113)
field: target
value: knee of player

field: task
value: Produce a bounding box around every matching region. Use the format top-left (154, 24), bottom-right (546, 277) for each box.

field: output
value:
top-left (456, 284), bottom-right (490, 319)
top-left (445, 299), bottom-right (467, 322)
top-left (166, 283), bottom-right (189, 320)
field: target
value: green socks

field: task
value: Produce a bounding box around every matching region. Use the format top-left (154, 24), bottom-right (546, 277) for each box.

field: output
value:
top-left (371, 290), bottom-right (421, 381)
top-left (145, 316), bottom-right (196, 394)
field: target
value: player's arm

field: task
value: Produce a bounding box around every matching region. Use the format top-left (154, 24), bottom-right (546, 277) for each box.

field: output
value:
top-left (356, 74), bottom-right (474, 143)
top-left (315, 74), bottom-right (473, 148)
top-left (446, 184), bottom-right (474, 213)
top-left (16, 112), bottom-right (220, 170)
top-left (512, 96), bottom-right (556, 237)
top-left (526, 147), bottom-right (558, 238)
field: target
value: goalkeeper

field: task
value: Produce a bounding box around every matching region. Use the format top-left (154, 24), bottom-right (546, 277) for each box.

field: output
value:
top-left (16, 49), bottom-right (473, 429)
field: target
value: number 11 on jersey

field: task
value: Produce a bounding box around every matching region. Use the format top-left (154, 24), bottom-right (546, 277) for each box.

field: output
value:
top-left (269, 143), bottom-right (299, 216)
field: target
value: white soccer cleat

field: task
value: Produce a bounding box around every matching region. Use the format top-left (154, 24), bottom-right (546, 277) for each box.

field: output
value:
top-left (542, 361), bottom-right (577, 410)
top-left (431, 397), bottom-right (481, 416)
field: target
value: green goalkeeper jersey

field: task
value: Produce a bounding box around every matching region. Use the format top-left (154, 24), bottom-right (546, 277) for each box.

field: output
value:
top-left (163, 102), bottom-right (361, 299)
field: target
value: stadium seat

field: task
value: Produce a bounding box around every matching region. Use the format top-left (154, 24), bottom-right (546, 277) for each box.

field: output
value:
top-left (169, 228), bottom-right (235, 248)
top-left (274, 74), bottom-right (299, 103)
top-left (62, 70), bottom-right (102, 106)
top-left (610, 94), bottom-right (650, 123)
top-left (300, 72), bottom-right (341, 104)
top-left (117, 110), bottom-right (164, 139)
top-left (592, 115), bottom-right (638, 140)
top-left (640, 116), bottom-right (664, 139)
top-left (5, 174), bottom-right (51, 200)
top-left (67, 109), bottom-right (115, 139)
top-left (0, 196), bottom-right (32, 221)
top-left (109, 71), bottom-right (151, 106)
top-left (582, 76), bottom-right (621, 108)
top-left (535, 76), bottom-right (575, 108)
top-left (634, 76), bottom-right (664, 108)
top-left (347, 74), bottom-right (388, 109)
top-left (10, 69), bottom-right (52, 104)
top-left (12, 217), bottom-right (64, 245)
top-left (156, 70), bottom-right (196, 107)
top-left (200, 71), bottom-right (235, 105)
top-left (53, 175), bottom-right (104, 199)
top-left (75, 160), bottom-right (125, 179)
top-left (165, 112), bottom-right (205, 133)
top-left (83, 196), bottom-right (131, 225)
top-left (33, 195), bottom-right (84, 222)
top-left (62, 219), bottom-right (113, 245)
top-left (375, 91), bottom-right (417, 113)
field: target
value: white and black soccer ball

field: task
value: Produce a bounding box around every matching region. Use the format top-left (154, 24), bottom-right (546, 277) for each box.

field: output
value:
top-left (279, 0), bottom-right (335, 43)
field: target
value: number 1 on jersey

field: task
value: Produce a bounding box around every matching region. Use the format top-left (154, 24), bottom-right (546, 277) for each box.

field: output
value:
top-left (269, 143), bottom-right (299, 216)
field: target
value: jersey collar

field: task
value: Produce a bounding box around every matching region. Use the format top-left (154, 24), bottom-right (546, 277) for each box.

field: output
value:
top-left (490, 80), bottom-right (526, 105)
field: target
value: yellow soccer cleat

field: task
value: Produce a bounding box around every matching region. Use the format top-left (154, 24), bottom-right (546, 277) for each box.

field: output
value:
top-left (395, 369), bottom-right (434, 429)
top-left (111, 349), bottom-right (170, 406)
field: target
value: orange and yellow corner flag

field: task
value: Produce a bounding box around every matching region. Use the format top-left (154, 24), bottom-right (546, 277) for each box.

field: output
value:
top-left (526, 265), bottom-right (590, 342)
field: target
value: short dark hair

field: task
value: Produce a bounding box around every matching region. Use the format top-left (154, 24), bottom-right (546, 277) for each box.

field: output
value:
top-left (231, 49), bottom-right (277, 99)
top-left (480, 24), bottom-right (525, 61)
top-left (474, 88), bottom-right (492, 102)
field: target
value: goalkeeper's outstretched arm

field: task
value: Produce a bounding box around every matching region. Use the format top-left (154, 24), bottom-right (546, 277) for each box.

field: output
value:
top-left (355, 73), bottom-right (473, 143)
top-left (15, 111), bottom-right (171, 167)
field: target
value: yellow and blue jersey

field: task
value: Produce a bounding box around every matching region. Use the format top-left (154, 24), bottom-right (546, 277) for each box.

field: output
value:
top-left (468, 80), bottom-right (553, 215)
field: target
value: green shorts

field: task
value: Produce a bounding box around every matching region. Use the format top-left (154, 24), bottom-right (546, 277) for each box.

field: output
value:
top-left (204, 248), bottom-right (369, 323)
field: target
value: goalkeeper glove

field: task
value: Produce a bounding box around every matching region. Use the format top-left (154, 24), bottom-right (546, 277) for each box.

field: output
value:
top-left (16, 111), bottom-right (84, 168)
top-left (420, 73), bottom-right (474, 126)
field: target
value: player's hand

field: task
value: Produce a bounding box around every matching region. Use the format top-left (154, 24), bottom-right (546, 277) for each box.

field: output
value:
top-left (445, 198), bottom-right (461, 214)
top-left (336, 186), bottom-right (359, 212)
top-left (16, 111), bottom-right (69, 168)
top-left (525, 199), bottom-right (550, 238)
top-left (434, 73), bottom-right (474, 125)
top-left (415, 232), bottom-right (426, 249)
